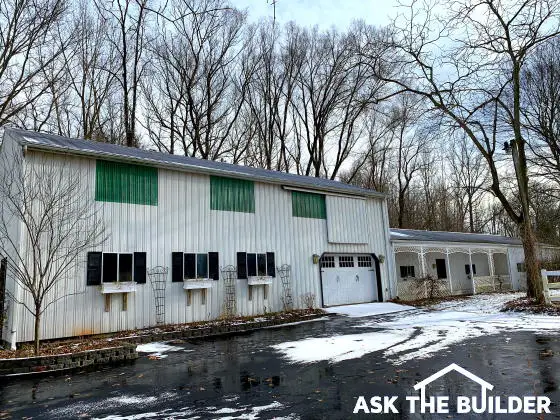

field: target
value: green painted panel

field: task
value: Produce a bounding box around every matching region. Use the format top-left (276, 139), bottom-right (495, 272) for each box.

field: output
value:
top-left (95, 160), bottom-right (158, 206)
top-left (210, 176), bottom-right (255, 213)
top-left (291, 191), bottom-right (326, 219)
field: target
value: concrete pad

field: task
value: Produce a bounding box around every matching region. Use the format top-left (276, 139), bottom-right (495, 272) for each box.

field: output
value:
top-left (323, 302), bottom-right (415, 318)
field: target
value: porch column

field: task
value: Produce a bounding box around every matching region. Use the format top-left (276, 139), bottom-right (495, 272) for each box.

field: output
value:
top-left (469, 248), bottom-right (476, 294)
top-left (446, 248), bottom-right (453, 294)
top-left (488, 251), bottom-right (495, 291)
top-left (419, 246), bottom-right (427, 277)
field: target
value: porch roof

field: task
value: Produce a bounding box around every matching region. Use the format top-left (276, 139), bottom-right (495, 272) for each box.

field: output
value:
top-left (390, 229), bottom-right (522, 246)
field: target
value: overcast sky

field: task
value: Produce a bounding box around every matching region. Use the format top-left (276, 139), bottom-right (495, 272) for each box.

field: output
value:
top-left (231, 0), bottom-right (398, 29)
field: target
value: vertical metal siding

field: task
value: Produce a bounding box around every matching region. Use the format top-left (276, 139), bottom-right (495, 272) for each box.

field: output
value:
top-left (14, 151), bottom-right (394, 342)
top-left (291, 191), bottom-right (326, 219)
top-left (210, 176), bottom-right (255, 213)
top-left (326, 195), bottom-right (368, 244)
top-left (95, 160), bottom-right (158, 206)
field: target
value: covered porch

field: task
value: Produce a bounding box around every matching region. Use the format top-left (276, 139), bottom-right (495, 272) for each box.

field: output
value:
top-left (394, 245), bottom-right (512, 300)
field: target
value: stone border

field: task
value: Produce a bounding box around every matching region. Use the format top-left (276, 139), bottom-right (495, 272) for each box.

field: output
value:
top-left (0, 312), bottom-right (328, 377)
top-left (115, 312), bottom-right (329, 345)
top-left (0, 344), bottom-right (137, 377)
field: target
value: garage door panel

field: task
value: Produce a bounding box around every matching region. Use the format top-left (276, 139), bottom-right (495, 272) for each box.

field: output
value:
top-left (321, 255), bottom-right (377, 306)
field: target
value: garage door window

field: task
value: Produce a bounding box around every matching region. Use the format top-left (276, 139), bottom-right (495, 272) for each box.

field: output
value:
top-left (357, 256), bottom-right (372, 267)
top-left (339, 256), bottom-right (354, 267)
top-left (321, 256), bottom-right (335, 268)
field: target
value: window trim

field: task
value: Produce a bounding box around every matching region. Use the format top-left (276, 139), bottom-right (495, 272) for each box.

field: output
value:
top-left (399, 265), bottom-right (415, 278)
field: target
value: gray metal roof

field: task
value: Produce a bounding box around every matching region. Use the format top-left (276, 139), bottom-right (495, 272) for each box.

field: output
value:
top-left (6, 129), bottom-right (384, 198)
top-left (390, 228), bottom-right (522, 246)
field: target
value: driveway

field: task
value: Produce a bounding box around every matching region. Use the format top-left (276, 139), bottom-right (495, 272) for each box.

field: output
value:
top-left (1, 293), bottom-right (559, 419)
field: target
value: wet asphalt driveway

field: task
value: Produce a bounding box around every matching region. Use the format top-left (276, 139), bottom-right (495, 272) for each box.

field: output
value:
top-left (1, 296), bottom-right (559, 419)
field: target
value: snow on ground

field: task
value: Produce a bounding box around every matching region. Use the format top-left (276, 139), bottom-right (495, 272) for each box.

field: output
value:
top-left (272, 330), bottom-right (412, 364)
top-left (273, 293), bottom-right (560, 366)
top-left (135, 342), bottom-right (186, 359)
top-left (323, 302), bottom-right (414, 317)
top-left (91, 399), bottom-right (288, 420)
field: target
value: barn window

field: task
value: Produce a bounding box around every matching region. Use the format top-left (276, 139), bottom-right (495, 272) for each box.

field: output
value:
top-left (95, 160), bottom-right (158, 206)
top-left (320, 256), bottom-right (335, 268)
top-left (291, 191), bottom-right (326, 219)
top-left (399, 265), bottom-right (415, 278)
top-left (238, 252), bottom-right (275, 278)
top-left (357, 256), bottom-right (372, 267)
top-left (338, 256), bottom-right (354, 267)
top-left (210, 176), bottom-right (255, 213)
top-left (174, 252), bottom-right (219, 281)
top-left (87, 252), bottom-right (145, 284)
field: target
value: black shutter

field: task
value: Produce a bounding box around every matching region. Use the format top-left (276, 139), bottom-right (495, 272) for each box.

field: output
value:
top-left (247, 253), bottom-right (257, 277)
top-left (184, 253), bottom-right (196, 279)
top-left (209, 252), bottom-right (219, 280)
top-left (237, 252), bottom-right (247, 279)
top-left (172, 252), bottom-right (184, 282)
top-left (266, 252), bottom-right (275, 277)
top-left (86, 252), bottom-right (102, 286)
top-left (133, 252), bottom-right (147, 284)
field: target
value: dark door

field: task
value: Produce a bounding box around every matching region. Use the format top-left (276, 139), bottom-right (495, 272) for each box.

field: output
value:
top-left (435, 258), bottom-right (447, 279)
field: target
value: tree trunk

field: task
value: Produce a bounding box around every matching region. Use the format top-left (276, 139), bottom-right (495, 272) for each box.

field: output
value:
top-left (33, 310), bottom-right (41, 355)
top-left (521, 221), bottom-right (542, 302)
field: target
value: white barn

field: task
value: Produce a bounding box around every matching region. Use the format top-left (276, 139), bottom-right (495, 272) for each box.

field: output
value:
top-left (0, 129), bottom-right (396, 347)
top-left (391, 228), bottom-right (560, 299)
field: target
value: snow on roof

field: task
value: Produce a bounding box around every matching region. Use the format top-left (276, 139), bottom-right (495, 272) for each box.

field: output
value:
top-left (390, 228), bottom-right (522, 246)
top-left (6, 128), bottom-right (385, 198)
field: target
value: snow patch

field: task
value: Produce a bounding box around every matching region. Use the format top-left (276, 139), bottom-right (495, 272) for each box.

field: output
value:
top-left (273, 330), bottom-right (412, 363)
top-left (323, 302), bottom-right (414, 318)
top-left (136, 342), bottom-right (183, 358)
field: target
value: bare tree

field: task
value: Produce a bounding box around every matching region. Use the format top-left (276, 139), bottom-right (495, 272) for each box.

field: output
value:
top-left (95, 0), bottom-right (150, 147)
top-left (522, 38), bottom-right (560, 192)
top-left (0, 0), bottom-right (67, 128)
top-left (0, 150), bottom-right (107, 354)
top-left (449, 137), bottom-right (489, 232)
top-left (363, 0), bottom-right (560, 301)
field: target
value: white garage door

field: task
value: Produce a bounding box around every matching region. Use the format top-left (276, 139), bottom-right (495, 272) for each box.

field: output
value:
top-left (321, 255), bottom-right (377, 307)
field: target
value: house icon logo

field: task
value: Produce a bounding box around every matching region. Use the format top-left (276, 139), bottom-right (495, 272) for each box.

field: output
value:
top-left (353, 363), bottom-right (552, 415)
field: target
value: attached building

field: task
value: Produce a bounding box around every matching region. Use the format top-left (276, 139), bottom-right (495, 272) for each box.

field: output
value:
top-left (0, 129), bottom-right (395, 346)
top-left (391, 228), bottom-right (560, 299)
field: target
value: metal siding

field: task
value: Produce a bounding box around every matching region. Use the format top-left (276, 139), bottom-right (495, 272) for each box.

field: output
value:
top-left (291, 191), bottom-right (326, 219)
top-left (96, 160), bottom-right (157, 206)
top-left (326, 195), bottom-right (368, 244)
top-left (13, 151), bottom-right (394, 342)
top-left (210, 176), bottom-right (255, 213)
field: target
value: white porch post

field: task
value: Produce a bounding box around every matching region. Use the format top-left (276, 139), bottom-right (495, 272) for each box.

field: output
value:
top-left (488, 251), bottom-right (495, 290)
top-left (419, 246), bottom-right (427, 277)
top-left (446, 248), bottom-right (453, 295)
top-left (469, 248), bottom-right (476, 294)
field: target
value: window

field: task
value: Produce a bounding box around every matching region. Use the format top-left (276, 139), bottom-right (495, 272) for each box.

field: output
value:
top-left (465, 264), bottom-right (477, 275)
top-left (291, 191), bottom-right (327, 219)
top-left (87, 252), bottom-right (146, 285)
top-left (339, 256), bottom-right (354, 267)
top-left (210, 176), bottom-right (255, 213)
top-left (321, 256), bottom-right (335, 268)
top-left (95, 160), bottom-right (158, 206)
top-left (357, 256), bottom-right (372, 267)
top-left (399, 265), bottom-right (415, 278)
top-left (237, 252), bottom-right (276, 279)
top-left (173, 252), bottom-right (220, 281)
top-left (517, 263), bottom-right (526, 272)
